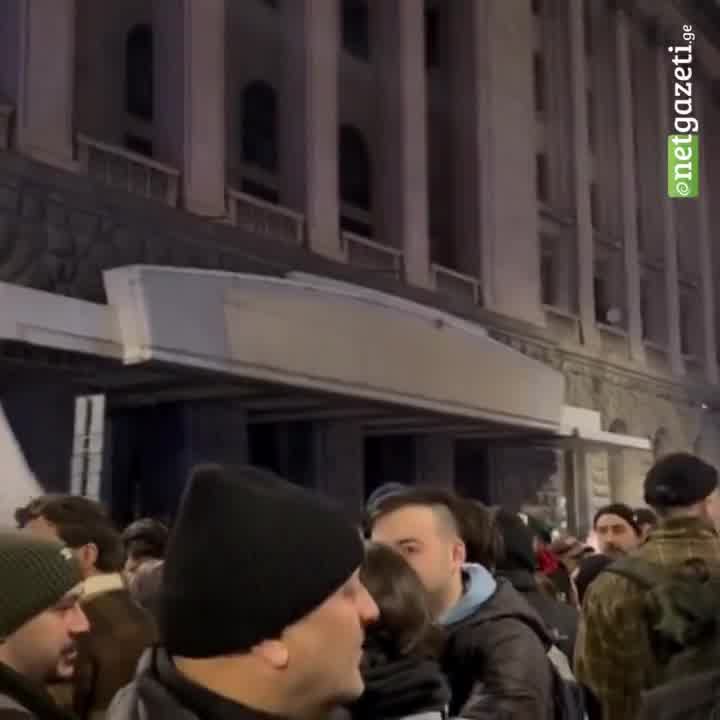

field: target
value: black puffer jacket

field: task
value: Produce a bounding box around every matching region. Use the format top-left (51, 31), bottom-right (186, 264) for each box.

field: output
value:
top-left (441, 579), bottom-right (554, 720)
top-left (351, 636), bottom-right (450, 720)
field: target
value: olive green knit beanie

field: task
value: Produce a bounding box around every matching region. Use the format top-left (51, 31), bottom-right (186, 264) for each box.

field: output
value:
top-left (0, 531), bottom-right (83, 639)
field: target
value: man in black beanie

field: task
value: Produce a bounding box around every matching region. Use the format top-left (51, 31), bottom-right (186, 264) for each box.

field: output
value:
top-left (108, 464), bottom-right (378, 720)
top-left (576, 453), bottom-right (720, 720)
top-left (592, 503), bottom-right (642, 559)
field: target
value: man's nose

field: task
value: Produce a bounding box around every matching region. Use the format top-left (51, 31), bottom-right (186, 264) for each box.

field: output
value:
top-left (359, 584), bottom-right (380, 625)
top-left (69, 605), bottom-right (90, 635)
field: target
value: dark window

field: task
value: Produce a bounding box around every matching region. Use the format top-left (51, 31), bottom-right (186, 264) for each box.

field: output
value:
top-left (125, 25), bottom-right (153, 121)
top-left (541, 250), bottom-right (556, 306)
top-left (339, 125), bottom-right (371, 210)
top-left (590, 182), bottom-right (599, 229)
top-left (532, 0), bottom-right (542, 15)
top-left (680, 294), bottom-right (692, 355)
top-left (640, 277), bottom-right (650, 339)
top-left (594, 263), bottom-right (609, 323)
top-left (425, 7), bottom-right (439, 68)
top-left (342, 0), bottom-right (369, 61)
top-left (536, 153), bottom-right (549, 203)
top-left (242, 81), bottom-right (278, 173)
top-left (124, 134), bottom-right (153, 157)
top-left (587, 91), bottom-right (595, 150)
top-left (534, 53), bottom-right (545, 113)
top-left (584, 1), bottom-right (593, 55)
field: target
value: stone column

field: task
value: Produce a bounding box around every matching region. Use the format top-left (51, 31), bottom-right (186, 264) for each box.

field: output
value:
top-left (697, 94), bottom-right (718, 384)
top-left (568, 0), bottom-right (599, 346)
top-left (414, 435), bottom-right (454, 489)
top-left (474, 0), bottom-right (544, 325)
top-left (154, 0), bottom-right (226, 217)
top-left (615, 9), bottom-right (644, 361)
top-left (656, 40), bottom-right (684, 376)
top-left (0, 0), bottom-right (76, 169)
top-left (312, 421), bottom-right (365, 518)
top-left (371, 0), bottom-right (431, 288)
top-left (280, 0), bottom-right (342, 261)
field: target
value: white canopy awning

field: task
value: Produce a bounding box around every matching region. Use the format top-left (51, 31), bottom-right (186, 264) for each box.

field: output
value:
top-left (102, 266), bottom-right (566, 432)
top-left (559, 406), bottom-right (651, 451)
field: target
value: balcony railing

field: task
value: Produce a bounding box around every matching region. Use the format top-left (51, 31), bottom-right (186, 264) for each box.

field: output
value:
top-left (227, 188), bottom-right (305, 247)
top-left (0, 103), bottom-right (12, 151)
top-left (431, 264), bottom-right (482, 305)
top-left (77, 134), bottom-right (180, 207)
top-left (340, 231), bottom-right (403, 279)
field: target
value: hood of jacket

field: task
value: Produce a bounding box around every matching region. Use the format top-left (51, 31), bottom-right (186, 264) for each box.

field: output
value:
top-left (437, 564), bottom-right (496, 626)
top-left (444, 577), bottom-right (554, 647)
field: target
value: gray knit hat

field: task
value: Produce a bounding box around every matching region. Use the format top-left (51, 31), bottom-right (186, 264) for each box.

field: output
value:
top-left (0, 531), bottom-right (83, 639)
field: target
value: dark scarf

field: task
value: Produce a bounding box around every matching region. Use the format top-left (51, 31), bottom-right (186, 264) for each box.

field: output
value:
top-left (350, 636), bottom-right (449, 720)
top-left (0, 662), bottom-right (76, 720)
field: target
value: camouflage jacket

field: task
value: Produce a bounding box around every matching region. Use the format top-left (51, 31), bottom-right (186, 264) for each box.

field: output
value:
top-left (574, 517), bottom-right (720, 720)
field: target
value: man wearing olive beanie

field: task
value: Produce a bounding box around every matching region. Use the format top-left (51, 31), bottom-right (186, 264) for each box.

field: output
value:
top-left (0, 532), bottom-right (88, 720)
top-left (108, 464), bottom-right (378, 720)
top-left (576, 453), bottom-right (720, 720)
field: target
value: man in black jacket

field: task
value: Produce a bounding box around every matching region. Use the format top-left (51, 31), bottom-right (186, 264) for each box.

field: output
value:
top-left (369, 489), bottom-right (554, 720)
top-left (108, 464), bottom-right (378, 720)
top-left (0, 531), bottom-right (89, 720)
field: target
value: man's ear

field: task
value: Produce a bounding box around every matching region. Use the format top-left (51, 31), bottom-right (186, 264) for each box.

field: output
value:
top-left (252, 639), bottom-right (290, 670)
top-left (452, 538), bottom-right (466, 569)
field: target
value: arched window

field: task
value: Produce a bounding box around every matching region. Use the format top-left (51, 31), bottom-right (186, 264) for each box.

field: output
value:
top-left (125, 24), bottom-right (153, 121)
top-left (339, 125), bottom-right (371, 210)
top-left (242, 81), bottom-right (278, 173)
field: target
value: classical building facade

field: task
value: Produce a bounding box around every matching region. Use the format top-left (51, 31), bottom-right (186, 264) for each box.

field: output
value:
top-left (0, 0), bottom-right (718, 531)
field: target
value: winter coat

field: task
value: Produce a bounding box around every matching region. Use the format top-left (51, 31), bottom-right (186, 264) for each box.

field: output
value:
top-left (439, 567), bottom-right (554, 720)
top-left (575, 517), bottom-right (720, 720)
top-left (350, 635), bottom-right (450, 720)
top-left (0, 662), bottom-right (75, 720)
top-left (499, 568), bottom-right (578, 661)
top-left (108, 648), bottom-right (291, 720)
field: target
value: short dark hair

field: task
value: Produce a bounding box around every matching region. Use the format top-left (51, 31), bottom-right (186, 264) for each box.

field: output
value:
top-left (370, 488), bottom-right (502, 569)
top-left (634, 507), bottom-right (658, 528)
top-left (122, 518), bottom-right (169, 561)
top-left (361, 543), bottom-right (445, 659)
top-left (15, 495), bottom-right (124, 573)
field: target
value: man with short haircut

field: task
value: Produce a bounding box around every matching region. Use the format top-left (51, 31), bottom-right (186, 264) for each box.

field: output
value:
top-left (108, 464), bottom-right (378, 720)
top-left (16, 496), bottom-right (156, 720)
top-left (576, 453), bottom-right (720, 720)
top-left (370, 488), bottom-right (554, 720)
top-left (592, 503), bottom-right (642, 559)
top-left (0, 531), bottom-right (89, 720)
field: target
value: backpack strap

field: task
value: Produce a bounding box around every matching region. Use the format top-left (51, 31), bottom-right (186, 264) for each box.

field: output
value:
top-left (604, 556), bottom-right (672, 589)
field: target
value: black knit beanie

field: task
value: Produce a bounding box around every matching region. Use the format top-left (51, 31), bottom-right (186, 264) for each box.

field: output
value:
top-left (161, 464), bottom-right (365, 658)
top-left (593, 503), bottom-right (641, 536)
top-left (0, 532), bottom-right (83, 639)
top-left (645, 453), bottom-right (719, 508)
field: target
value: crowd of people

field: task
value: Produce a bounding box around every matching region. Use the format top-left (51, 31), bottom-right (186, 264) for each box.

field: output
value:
top-left (1, 452), bottom-right (719, 720)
